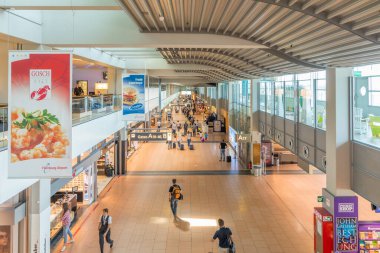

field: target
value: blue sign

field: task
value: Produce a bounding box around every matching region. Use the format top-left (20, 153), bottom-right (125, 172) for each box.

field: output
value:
top-left (123, 74), bottom-right (145, 121)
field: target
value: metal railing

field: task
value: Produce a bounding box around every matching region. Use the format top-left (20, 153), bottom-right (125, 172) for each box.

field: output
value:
top-left (0, 94), bottom-right (122, 151)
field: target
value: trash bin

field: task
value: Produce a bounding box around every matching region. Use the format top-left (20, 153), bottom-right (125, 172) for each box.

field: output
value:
top-left (253, 166), bottom-right (262, 177)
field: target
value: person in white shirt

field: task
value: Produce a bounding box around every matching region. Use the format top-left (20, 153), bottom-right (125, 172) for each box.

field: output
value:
top-left (157, 120), bottom-right (161, 132)
top-left (98, 208), bottom-right (114, 253)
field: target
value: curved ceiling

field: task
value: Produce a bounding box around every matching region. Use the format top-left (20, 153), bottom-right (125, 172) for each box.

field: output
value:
top-left (117, 0), bottom-right (380, 82)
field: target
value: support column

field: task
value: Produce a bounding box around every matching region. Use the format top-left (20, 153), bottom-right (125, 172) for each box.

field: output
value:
top-left (120, 126), bottom-right (127, 175)
top-left (251, 79), bottom-right (261, 167)
top-left (28, 180), bottom-right (50, 253)
top-left (325, 67), bottom-right (353, 197)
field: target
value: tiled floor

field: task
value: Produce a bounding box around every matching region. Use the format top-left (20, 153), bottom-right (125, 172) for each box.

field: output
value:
top-left (53, 174), bottom-right (319, 253)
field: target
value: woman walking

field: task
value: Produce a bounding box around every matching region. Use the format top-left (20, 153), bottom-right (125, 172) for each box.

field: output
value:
top-left (61, 202), bottom-right (74, 252)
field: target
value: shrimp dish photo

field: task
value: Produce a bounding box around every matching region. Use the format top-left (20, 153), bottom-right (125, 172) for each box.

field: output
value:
top-left (10, 109), bottom-right (69, 163)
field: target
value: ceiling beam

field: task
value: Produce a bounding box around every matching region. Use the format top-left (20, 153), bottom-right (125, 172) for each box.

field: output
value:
top-left (251, 0), bottom-right (379, 44)
top-left (158, 48), bottom-right (281, 74)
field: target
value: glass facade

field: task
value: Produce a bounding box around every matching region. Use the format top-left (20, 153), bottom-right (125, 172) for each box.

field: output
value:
top-left (259, 71), bottom-right (326, 129)
top-left (352, 64), bottom-right (380, 149)
top-left (229, 80), bottom-right (251, 133)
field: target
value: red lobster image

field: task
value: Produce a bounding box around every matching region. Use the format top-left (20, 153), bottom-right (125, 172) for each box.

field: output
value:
top-left (31, 85), bottom-right (50, 101)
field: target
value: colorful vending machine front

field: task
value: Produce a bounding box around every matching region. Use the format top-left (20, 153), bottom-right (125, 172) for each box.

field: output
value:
top-left (314, 207), bottom-right (333, 253)
top-left (358, 221), bottom-right (380, 253)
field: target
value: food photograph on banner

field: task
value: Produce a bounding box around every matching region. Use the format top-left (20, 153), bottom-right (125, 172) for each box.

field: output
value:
top-left (8, 51), bottom-right (72, 178)
top-left (122, 74), bottom-right (145, 121)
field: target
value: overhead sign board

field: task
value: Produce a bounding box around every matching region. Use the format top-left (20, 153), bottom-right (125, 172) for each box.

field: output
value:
top-left (130, 132), bottom-right (167, 141)
top-left (235, 134), bottom-right (251, 143)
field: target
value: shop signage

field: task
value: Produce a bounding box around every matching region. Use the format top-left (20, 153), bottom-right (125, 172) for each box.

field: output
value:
top-left (122, 74), bottom-right (145, 121)
top-left (334, 196), bottom-right (358, 253)
top-left (353, 71), bottom-right (362, 77)
top-left (235, 133), bottom-right (251, 143)
top-left (130, 132), bottom-right (168, 141)
top-left (8, 51), bottom-right (72, 178)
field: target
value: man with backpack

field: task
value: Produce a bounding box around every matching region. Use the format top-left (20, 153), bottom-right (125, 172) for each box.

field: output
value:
top-left (98, 208), bottom-right (114, 253)
top-left (168, 178), bottom-right (182, 220)
top-left (219, 140), bottom-right (227, 161)
top-left (212, 219), bottom-right (234, 253)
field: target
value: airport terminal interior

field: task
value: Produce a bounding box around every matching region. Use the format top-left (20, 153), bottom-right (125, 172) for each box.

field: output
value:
top-left (0, 1), bottom-right (380, 253)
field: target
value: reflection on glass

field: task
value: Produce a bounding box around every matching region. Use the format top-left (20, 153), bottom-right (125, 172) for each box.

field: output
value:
top-left (316, 79), bottom-right (326, 130)
top-left (274, 82), bottom-right (284, 117)
top-left (299, 80), bottom-right (314, 127)
top-left (285, 81), bottom-right (295, 120)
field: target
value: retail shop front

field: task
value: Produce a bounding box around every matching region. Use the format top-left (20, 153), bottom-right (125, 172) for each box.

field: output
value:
top-left (50, 134), bottom-right (120, 245)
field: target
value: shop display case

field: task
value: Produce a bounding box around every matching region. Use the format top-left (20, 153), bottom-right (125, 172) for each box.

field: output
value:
top-left (359, 221), bottom-right (380, 253)
top-left (50, 194), bottom-right (77, 239)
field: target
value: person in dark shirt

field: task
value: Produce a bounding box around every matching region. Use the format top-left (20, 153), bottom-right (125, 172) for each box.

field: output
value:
top-left (73, 84), bottom-right (84, 96)
top-left (212, 219), bottom-right (232, 253)
top-left (168, 178), bottom-right (182, 220)
top-left (219, 140), bottom-right (227, 161)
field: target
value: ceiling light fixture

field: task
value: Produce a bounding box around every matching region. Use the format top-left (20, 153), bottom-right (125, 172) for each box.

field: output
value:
top-left (159, 16), bottom-right (165, 22)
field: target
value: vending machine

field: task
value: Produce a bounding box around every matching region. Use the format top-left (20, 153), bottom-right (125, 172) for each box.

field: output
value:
top-left (314, 207), bottom-right (333, 253)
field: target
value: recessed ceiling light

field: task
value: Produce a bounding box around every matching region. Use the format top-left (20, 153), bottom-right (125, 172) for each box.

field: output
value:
top-left (159, 16), bottom-right (165, 22)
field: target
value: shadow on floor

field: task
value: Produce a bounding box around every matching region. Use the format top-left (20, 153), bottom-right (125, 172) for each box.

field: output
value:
top-left (174, 217), bottom-right (190, 231)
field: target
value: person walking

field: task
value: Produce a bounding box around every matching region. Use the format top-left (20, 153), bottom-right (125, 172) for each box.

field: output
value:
top-left (219, 139), bottom-right (227, 161)
top-left (177, 120), bottom-right (181, 133)
top-left (171, 121), bottom-right (176, 134)
top-left (168, 179), bottom-right (182, 220)
top-left (184, 121), bottom-right (188, 134)
top-left (212, 219), bottom-right (233, 253)
top-left (98, 208), bottom-right (114, 253)
top-left (167, 132), bottom-right (173, 150)
top-left (187, 131), bottom-right (192, 147)
top-left (192, 123), bottom-right (197, 136)
top-left (157, 120), bottom-right (161, 132)
top-left (177, 134), bottom-right (183, 149)
top-left (60, 202), bottom-right (74, 252)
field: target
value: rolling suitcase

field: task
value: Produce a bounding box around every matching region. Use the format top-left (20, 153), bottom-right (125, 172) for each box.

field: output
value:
top-left (180, 144), bottom-right (185, 150)
top-left (189, 144), bottom-right (194, 150)
top-left (172, 142), bottom-right (176, 149)
top-left (226, 156), bottom-right (231, 163)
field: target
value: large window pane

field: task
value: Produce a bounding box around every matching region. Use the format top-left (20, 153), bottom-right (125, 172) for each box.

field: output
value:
top-left (274, 82), bottom-right (284, 117)
top-left (316, 79), bottom-right (326, 130)
top-left (259, 82), bottom-right (266, 111)
top-left (266, 82), bottom-right (273, 114)
top-left (285, 81), bottom-right (295, 120)
top-left (299, 80), bottom-right (314, 127)
top-left (353, 76), bottom-right (380, 148)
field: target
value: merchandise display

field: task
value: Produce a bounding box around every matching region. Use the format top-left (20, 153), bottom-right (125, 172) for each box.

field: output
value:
top-left (50, 194), bottom-right (77, 239)
top-left (359, 222), bottom-right (380, 253)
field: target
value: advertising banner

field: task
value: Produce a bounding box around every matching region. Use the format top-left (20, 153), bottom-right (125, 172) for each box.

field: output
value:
top-left (123, 74), bottom-right (145, 121)
top-left (8, 52), bottom-right (72, 178)
top-left (334, 196), bottom-right (358, 253)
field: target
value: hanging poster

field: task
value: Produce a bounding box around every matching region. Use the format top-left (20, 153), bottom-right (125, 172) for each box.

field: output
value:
top-left (123, 74), bottom-right (145, 121)
top-left (8, 51), bottom-right (72, 178)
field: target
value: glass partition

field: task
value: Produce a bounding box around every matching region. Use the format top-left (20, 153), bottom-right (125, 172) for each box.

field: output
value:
top-left (274, 81), bottom-right (284, 117)
top-left (316, 79), bottom-right (326, 130)
top-left (285, 81), bottom-right (295, 121)
top-left (0, 106), bottom-right (7, 151)
top-left (298, 80), bottom-right (314, 127)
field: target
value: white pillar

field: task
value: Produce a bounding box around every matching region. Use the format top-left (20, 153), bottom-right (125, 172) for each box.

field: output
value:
top-left (28, 180), bottom-right (50, 253)
top-left (325, 67), bottom-right (353, 196)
